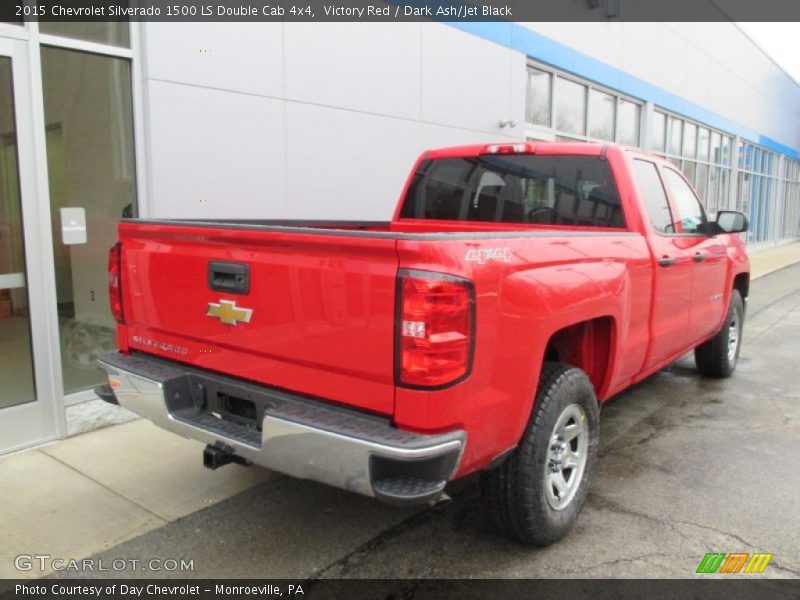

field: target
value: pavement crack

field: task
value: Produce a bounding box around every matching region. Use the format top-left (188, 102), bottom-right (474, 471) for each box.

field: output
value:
top-left (549, 552), bottom-right (680, 576)
top-left (591, 495), bottom-right (800, 576)
top-left (670, 518), bottom-right (761, 549)
top-left (587, 495), bottom-right (705, 551)
top-left (769, 563), bottom-right (800, 578)
top-left (668, 518), bottom-right (800, 576)
top-left (309, 502), bottom-right (446, 579)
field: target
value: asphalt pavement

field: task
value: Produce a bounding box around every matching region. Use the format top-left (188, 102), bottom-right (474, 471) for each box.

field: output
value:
top-left (56, 262), bottom-right (800, 580)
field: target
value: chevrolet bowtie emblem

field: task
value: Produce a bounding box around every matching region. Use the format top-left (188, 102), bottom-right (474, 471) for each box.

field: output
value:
top-left (206, 299), bottom-right (253, 326)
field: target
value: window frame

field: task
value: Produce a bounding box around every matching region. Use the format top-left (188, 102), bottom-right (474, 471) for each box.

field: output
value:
top-left (737, 140), bottom-right (782, 243)
top-left (632, 157), bottom-right (676, 236)
top-left (524, 60), bottom-right (643, 147)
top-left (660, 165), bottom-right (711, 237)
top-left (652, 108), bottom-right (734, 214)
top-left (522, 60), bottom-right (798, 246)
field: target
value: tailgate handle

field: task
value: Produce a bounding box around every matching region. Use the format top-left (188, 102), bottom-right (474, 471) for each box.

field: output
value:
top-left (208, 261), bottom-right (250, 294)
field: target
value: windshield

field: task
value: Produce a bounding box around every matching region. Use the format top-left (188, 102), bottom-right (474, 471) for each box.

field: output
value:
top-left (399, 155), bottom-right (625, 228)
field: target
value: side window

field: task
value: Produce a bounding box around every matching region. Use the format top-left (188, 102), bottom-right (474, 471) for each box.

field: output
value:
top-left (662, 168), bottom-right (708, 234)
top-left (633, 159), bottom-right (674, 233)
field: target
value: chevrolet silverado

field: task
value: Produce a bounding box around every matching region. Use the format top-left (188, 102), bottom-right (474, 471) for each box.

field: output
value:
top-left (97, 142), bottom-right (749, 544)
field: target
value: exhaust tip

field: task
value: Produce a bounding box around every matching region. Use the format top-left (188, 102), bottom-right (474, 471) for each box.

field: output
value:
top-left (428, 491), bottom-right (452, 510)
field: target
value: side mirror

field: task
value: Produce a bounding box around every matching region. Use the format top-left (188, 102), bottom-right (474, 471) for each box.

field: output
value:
top-left (715, 210), bottom-right (748, 234)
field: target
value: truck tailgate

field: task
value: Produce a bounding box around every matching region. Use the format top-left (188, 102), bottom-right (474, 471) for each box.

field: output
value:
top-left (117, 221), bottom-right (398, 415)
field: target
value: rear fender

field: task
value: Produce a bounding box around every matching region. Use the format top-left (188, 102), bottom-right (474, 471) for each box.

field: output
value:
top-left (498, 260), bottom-right (625, 445)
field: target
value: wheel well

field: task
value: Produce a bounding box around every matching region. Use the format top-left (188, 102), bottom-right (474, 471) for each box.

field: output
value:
top-left (733, 273), bottom-right (749, 300)
top-left (543, 317), bottom-right (613, 394)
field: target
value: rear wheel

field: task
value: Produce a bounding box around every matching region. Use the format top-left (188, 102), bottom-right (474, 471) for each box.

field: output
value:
top-left (695, 290), bottom-right (744, 378)
top-left (481, 362), bottom-right (599, 545)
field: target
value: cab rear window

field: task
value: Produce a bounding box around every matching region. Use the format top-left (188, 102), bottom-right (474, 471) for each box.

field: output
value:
top-left (399, 155), bottom-right (625, 228)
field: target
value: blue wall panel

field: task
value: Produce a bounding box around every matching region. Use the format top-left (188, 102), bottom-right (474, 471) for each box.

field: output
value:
top-left (449, 21), bottom-right (800, 160)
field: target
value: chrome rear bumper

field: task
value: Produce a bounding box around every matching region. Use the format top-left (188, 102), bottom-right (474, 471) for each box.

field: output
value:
top-left (97, 352), bottom-right (465, 505)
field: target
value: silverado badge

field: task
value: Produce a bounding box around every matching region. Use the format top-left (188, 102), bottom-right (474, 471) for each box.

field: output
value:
top-left (206, 299), bottom-right (253, 326)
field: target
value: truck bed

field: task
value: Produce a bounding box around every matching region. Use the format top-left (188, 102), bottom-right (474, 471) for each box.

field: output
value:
top-left (115, 217), bottom-right (650, 435)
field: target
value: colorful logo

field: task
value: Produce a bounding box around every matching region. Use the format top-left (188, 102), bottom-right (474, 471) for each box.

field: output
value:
top-left (696, 552), bottom-right (773, 574)
top-left (206, 299), bottom-right (253, 326)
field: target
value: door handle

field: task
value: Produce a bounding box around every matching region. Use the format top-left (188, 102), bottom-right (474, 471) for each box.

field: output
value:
top-left (693, 252), bottom-right (706, 263)
top-left (658, 256), bottom-right (676, 267)
top-left (208, 261), bottom-right (250, 294)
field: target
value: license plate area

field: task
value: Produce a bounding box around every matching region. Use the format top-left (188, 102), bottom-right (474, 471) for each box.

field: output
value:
top-left (186, 374), bottom-right (273, 432)
top-left (216, 392), bottom-right (257, 428)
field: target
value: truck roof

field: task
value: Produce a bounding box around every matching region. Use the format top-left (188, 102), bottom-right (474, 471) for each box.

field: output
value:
top-left (423, 141), bottom-right (658, 161)
top-left (423, 141), bottom-right (610, 159)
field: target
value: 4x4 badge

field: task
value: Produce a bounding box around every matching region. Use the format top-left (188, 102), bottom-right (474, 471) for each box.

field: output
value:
top-left (206, 299), bottom-right (253, 326)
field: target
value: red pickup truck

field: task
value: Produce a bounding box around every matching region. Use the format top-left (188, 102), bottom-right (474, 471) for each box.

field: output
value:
top-left (97, 142), bottom-right (749, 545)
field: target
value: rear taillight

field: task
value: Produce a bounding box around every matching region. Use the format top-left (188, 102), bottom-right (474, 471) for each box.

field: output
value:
top-left (397, 271), bottom-right (474, 388)
top-left (109, 242), bottom-right (124, 324)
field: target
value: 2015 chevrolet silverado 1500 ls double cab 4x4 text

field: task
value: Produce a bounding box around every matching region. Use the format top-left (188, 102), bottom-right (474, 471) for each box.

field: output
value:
top-left (96, 142), bottom-right (749, 545)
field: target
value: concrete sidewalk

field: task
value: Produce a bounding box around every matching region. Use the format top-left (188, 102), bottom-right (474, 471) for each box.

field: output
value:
top-left (749, 240), bottom-right (800, 279)
top-left (0, 421), bottom-right (272, 578)
top-left (1, 240), bottom-right (798, 579)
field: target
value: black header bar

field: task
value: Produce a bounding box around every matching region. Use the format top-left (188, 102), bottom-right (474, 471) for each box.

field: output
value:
top-left (1, 579), bottom-right (800, 600)
top-left (4, 0), bottom-right (800, 23)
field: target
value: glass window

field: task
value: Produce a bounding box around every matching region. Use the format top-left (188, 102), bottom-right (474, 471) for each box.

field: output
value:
top-left (697, 128), bottom-right (710, 162)
top-left (695, 163), bottom-right (709, 205)
top-left (525, 67), bottom-right (552, 127)
top-left (617, 99), bottom-right (640, 146)
top-left (743, 144), bottom-right (752, 170)
top-left (682, 123), bottom-right (697, 158)
top-left (401, 155), bottom-right (625, 228)
top-left (41, 48), bottom-right (137, 394)
top-left (739, 172), bottom-right (751, 213)
top-left (555, 78), bottom-right (586, 136)
top-left (399, 158), bottom-right (472, 221)
top-left (633, 159), bottom-right (674, 234)
top-left (0, 57), bottom-right (37, 409)
top-left (39, 22), bottom-right (131, 48)
top-left (663, 168), bottom-right (707, 234)
top-left (524, 64), bottom-right (642, 149)
top-left (708, 166), bottom-right (720, 213)
top-left (682, 160), bottom-right (696, 186)
top-left (721, 169), bottom-right (730, 210)
top-left (668, 117), bottom-right (682, 156)
top-left (588, 89), bottom-right (615, 141)
top-left (652, 111), bottom-right (666, 153)
top-left (710, 132), bottom-right (721, 164)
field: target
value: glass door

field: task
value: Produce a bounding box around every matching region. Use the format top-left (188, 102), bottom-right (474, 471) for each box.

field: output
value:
top-left (0, 37), bottom-right (59, 452)
top-left (40, 45), bottom-right (136, 397)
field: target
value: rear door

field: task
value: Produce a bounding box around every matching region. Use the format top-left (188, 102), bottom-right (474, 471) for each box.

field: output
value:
top-left (631, 159), bottom-right (694, 368)
top-left (661, 168), bottom-right (729, 343)
top-left (118, 222), bottom-right (399, 414)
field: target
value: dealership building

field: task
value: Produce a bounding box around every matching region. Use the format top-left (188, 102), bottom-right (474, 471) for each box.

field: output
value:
top-left (1, 17), bottom-right (799, 453)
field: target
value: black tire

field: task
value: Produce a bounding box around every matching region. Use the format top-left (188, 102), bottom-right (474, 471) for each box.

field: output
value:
top-left (480, 362), bottom-right (600, 545)
top-left (694, 290), bottom-right (744, 378)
